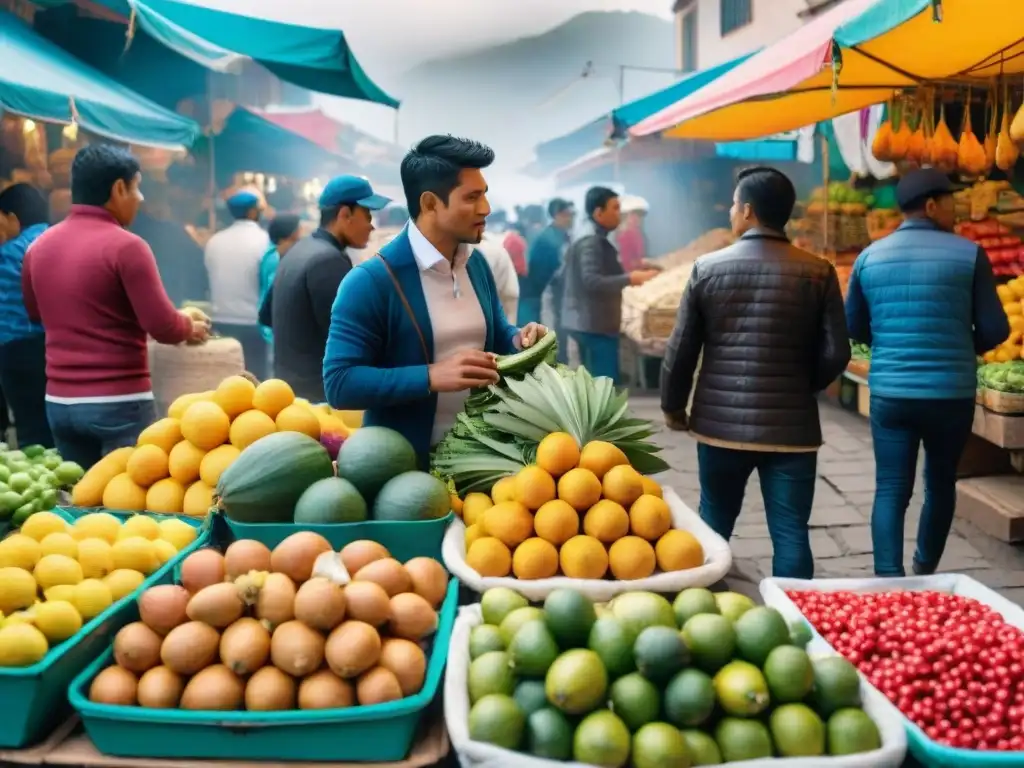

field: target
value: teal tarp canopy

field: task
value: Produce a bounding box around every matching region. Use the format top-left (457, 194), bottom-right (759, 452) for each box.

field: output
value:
top-left (0, 10), bottom-right (199, 148)
top-left (93, 0), bottom-right (398, 108)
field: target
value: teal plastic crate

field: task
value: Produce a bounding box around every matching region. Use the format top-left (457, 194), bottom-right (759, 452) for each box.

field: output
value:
top-left (223, 512), bottom-right (454, 562)
top-left (0, 509), bottom-right (209, 748)
top-left (69, 574), bottom-right (460, 762)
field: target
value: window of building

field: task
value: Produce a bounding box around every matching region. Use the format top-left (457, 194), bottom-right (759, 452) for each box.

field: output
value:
top-left (720, 0), bottom-right (752, 36)
top-left (681, 10), bottom-right (697, 72)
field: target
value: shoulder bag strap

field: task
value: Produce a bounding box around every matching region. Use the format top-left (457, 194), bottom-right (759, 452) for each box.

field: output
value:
top-left (376, 253), bottom-right (430, 364)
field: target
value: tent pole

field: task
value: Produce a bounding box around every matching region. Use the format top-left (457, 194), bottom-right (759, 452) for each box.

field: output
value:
top-left (207, 71), bottom-right (216, 233)
top-left (821, 132), bottom-right (830, 256)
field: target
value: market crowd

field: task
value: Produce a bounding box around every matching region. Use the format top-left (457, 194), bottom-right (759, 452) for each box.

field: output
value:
top-left (0, 138), bottom-right (1008, 586)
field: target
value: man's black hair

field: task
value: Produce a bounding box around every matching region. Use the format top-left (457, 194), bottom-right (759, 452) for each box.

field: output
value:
top-left (735, 166), bottom-right (797, 231)
top-left (548, 198), bottom-right (573, 219)
top-left (319, 205), bottom-right (342, 228)
top-left (400, 135), bottom-right (495, 219)
top-left (268, 214), bottom-right (301, 245)
top-left (585, 186), bottom-right (618, 220)
top-left (900, 193), bottom-right (950, 215)
top-left (0, 183), bottom-right (49, 228)
top-left (70, 145), bottom-right (140, 207)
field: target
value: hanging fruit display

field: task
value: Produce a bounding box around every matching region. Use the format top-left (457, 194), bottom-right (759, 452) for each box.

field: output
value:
top-left (997, 83), bottom-right (1021, 171)
top-left (931, 100), bottom-right (959, 172)
top-left (871, 97), bottom-right (893, 162)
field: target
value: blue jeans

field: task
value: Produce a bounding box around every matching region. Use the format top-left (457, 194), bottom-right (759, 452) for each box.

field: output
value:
top-left (869, 395), bottom-right (975, 577)
top-left (571, 332), bottom-right (619, 383)
top-left (46, 400), bottom-right (157, 470)
top-left (698, 443), bottom-right (817, 579)
top-left (0, 334), bottom-right (53, 448)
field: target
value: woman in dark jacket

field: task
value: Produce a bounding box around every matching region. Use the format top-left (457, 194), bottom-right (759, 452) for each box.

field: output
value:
top-left (0, 183), bottom-right (52, 447)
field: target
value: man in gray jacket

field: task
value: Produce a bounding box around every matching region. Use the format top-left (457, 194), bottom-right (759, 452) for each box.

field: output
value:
top-left (268, 176), bottom-right (389, 400)
top-left (560, 187), bottom-right (657, 382)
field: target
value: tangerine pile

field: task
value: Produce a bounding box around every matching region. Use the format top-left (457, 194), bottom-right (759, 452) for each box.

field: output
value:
top-left (461, 434), bottom-right (704, 581)
top-left (70, 376), bottom-right (359, 517)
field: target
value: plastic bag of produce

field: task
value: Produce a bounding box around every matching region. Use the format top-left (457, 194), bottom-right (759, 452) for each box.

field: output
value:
top-left (442, 489), bottom-right (732, 602)
top-left (447, 602), bottom-right (907, 768)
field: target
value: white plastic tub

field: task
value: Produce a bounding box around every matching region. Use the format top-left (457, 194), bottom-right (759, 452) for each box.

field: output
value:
top-left (442, 488), bottom-right (732, 601)
top-left (761, 574), bottom-right (1024, 768)
top-left (446, 602), bottom-right (907, 768)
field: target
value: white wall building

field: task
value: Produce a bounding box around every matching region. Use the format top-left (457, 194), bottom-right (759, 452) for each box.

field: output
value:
top-left (673, 0), bottom-right (846, 72)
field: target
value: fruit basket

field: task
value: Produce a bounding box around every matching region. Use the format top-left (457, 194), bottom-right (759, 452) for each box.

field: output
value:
top-left (446, 601), bottom-right (907, 768)
top-left (222, 512), bottom-right (455, 562)
top-left (67, 513), bottom-right (460, 762)
top-left (442, 489), bottom-right (732, 601)
top-left (0, 509), bottom-right (208, 748)
top-left (761, 575), bottom-right (1024, 768)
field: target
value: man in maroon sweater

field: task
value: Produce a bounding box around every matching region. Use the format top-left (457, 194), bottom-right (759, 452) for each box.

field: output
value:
top-left (22, 145), bottom-right (209, 468)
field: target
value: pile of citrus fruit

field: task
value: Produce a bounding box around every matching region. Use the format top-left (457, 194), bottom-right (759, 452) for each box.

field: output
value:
top-left (70, 375), bottom-right (361, 517)
top-left (0, 510), bottom-right (197, 666)
top-left (466, 586), bottom-right (884, 765)
top-left (459, 434), bottom-right (703, 581)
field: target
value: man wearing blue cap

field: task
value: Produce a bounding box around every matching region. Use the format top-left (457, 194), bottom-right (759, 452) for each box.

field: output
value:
top-left (270, 175), bottom-right (388, 400)
top-left (204, 189), bottom-right (270, 379)
top-left (846, 167), bottom-right (1009, 578)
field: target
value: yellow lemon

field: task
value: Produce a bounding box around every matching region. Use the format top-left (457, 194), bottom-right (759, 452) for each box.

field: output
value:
top-left (71, 512), bottom-right (122, 544)
top-left (118, 515), bottom-right (161, 541)
top-left (3, 609), bottom-right (36, 627)
top-left (0, 567), bottom-right (37, 614)
top-left (462, 493), bottom-right (493, 527)
top-left (152, 539), bottom-right (177, 565)
top-left (20, 512), bottom-right (67, 542)
top-left (0, 534), bottom-right (41, 571)
top-left (0, 623), bottom-right (48, 667)
top-left (72, 579), bottom-right (114, 620)
top-left (111, 537), bottom-right (159, 575)
top-left (104, 569), bottom-right (145, 601)
top-left (157, 519), bottom-right (196, 551)
top-left (33, 600), bottom-right (82, 643)
top-left (39, 532), bottom-right (78, 559)
top-left (33, 554), bottom-right (83, 591)
top-left (43, 585), bottom-right (76, 602)
top-left (77, 538), bottom-right (114, 580)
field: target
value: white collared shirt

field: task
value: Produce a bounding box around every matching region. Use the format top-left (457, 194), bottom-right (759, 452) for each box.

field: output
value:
top-left (406, 222), bottom-right (487, 445)
top-left (204, 220), bottom-right (269, 325)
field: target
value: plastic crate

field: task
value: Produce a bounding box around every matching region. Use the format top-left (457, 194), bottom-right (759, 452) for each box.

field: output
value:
top-left (761, 574), bottom-right (1024, 768)
top-left (223, 511), bottom-right (454, 562)
top-left (69, 534), bottom-right (460, 763)
top-left (0, 509), bottom-right (209, 748)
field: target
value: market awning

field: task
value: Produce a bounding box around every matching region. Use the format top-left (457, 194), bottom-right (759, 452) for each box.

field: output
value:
top-left (0, 9), bottom-right (198, 148)
top-left (528, 53), bottom-right (753, 176)
top-left (93, 0), bottom-right (398, 107)
top-left (634, 0), bottom-right (1024, 141)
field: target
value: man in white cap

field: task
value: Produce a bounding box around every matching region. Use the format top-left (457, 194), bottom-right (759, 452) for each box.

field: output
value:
top-left (204, 189), bottom-right (270, 378)
top-left (617, 194), bottom-right (650, 273)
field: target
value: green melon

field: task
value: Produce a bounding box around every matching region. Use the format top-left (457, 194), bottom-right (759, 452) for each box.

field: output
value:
top-left (336, 426), bottom-right (418, 502)
top-left (372, 471), bottom-right (450, 521)
top-left (293, 477), bottom-right (367, 524)
top-left (217, 432), bottom-right (334, 523)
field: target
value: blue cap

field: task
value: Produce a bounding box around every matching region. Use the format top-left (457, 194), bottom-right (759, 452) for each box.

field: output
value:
top-left (319, 175), bottom-right (390, 211)
top-left (226, 190), bottom-right (261, 218)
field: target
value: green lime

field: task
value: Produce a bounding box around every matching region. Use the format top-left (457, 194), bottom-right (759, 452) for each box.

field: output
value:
top-left (573, 710), bottom-right (630, 767)
top-left (543, 588), bottom-right (596, 648)
top-left (634, 625), bottom-right (689, 684)
top-left (715, 718), bottom-right (772, 762)
top-left (770, 703), bottom-right (826, 757)
top-left (481, 587), bottom-right (529, 626)
top-left (789, 619), bottom-right (813, 648)
top-left (468, 651), bottom-right (515, 704)
top-left (508, 620), bottom-right (559, 677)
top-left (588, 616), bottom-right (636, 679)
top-left (54, 461), bottom-right (85, 486)
top-left (512, 680), bottom-right (548, 716)
top-left (608, 672), bottom-right (660, 731)
top-left (525, 707), bottom-right (573, 760)
top-left (714, 592), bottom-right (755, 623)
top-left (682, 613), bottom-right (736, 673)
top-left (680, 730), bottom-right (723, 765)
top-left (827, 708), bottom-right (881, 755)
top-left (468, 694), bottom-right (524, 750)
top-left (632, 722), bottom-right (692, 768)
top-left (8, 473), bottom-right (32, 494)
top-left (545, 649), bottom-right (608, 715)
top-left (734, 607), bottom-right (790, 666)
top-left (673, 587), bottom-right (719, 627)
top-left (469, 624), bottom-right (505, 660)
top-left (499, 606), bottom-right (545, 646)
top-left (0, 465), bottom-right (11, 484)
top-left (38, 489), bottom-right (58, 511)
top-left (812, 656), bottom-right (862, 717)
top-left (764, 645), bottom-right (814, 703)
top-left (664, 668), bottom-right (716, 728)
top-left (713, 660), bottom-right (770, 717)
top-left (12, 500), bottom-right (40, 527)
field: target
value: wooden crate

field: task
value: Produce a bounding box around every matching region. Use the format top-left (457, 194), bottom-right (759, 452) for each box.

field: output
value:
top-left (956, 475), bottom-right (1024, 542)
top-left (642, 308), bottom-right (678, 339)
top-left (972, 405), bottom-right (1024, 450)
top-left (856, 382), bottom-right (871, 417)
top-left (982, 388), bottom-right (1024, 415)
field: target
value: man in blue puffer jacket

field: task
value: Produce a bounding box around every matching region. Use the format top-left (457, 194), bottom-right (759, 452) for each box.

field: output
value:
top-left (845, 168), bottom-right (1009, 577)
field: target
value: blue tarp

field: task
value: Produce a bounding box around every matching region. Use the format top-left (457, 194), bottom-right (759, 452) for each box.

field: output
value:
top-left (530, 53), bottom-right (754, 175)
top-left (91, 0), bottom-right (398, 107)
top-left (0, 10), bottom-right (198, 148)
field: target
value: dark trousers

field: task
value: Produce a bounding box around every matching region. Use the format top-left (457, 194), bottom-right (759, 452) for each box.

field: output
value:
top-left (216, 323), bottom-right (269, 381)
top-left (698, 443), bottom-right (817, 579)
top-left (869, 395), bottom-right (975, 577)
top-left (46, 400), bottom-right (156, 470)
top-left (0, 334), bottom-right (53, 448)
top-left (571, 332), bottom-right (620, 384)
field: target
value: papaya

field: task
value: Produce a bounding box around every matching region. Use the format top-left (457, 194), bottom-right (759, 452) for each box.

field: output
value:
top-left (216, 432), bottom-right (334, 523)
top-left (71, 447), bottom-right (135, 507)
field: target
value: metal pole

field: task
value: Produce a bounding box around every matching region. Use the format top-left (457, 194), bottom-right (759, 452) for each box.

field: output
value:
top-left (393, 107), bottom-right (400, 146)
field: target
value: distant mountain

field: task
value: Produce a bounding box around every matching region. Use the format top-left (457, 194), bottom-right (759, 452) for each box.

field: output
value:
top-left (393, 11), bottom-right (676, 176)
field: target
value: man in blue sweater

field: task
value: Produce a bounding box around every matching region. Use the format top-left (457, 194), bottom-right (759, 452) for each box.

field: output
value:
top-left (323, 136), bottom-right (546, 465)
top-left (845, 168), bottom-right (1010, 577)
top-left (520, 199), bottom-right (574, 327)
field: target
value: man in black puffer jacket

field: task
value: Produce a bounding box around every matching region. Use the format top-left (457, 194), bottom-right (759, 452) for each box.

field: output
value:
top-left (661, 167), bottom-right (850, 579)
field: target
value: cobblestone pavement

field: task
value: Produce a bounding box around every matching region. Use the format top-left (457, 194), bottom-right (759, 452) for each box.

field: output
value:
top-left (631, 396), bottom-right (1024, 605)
